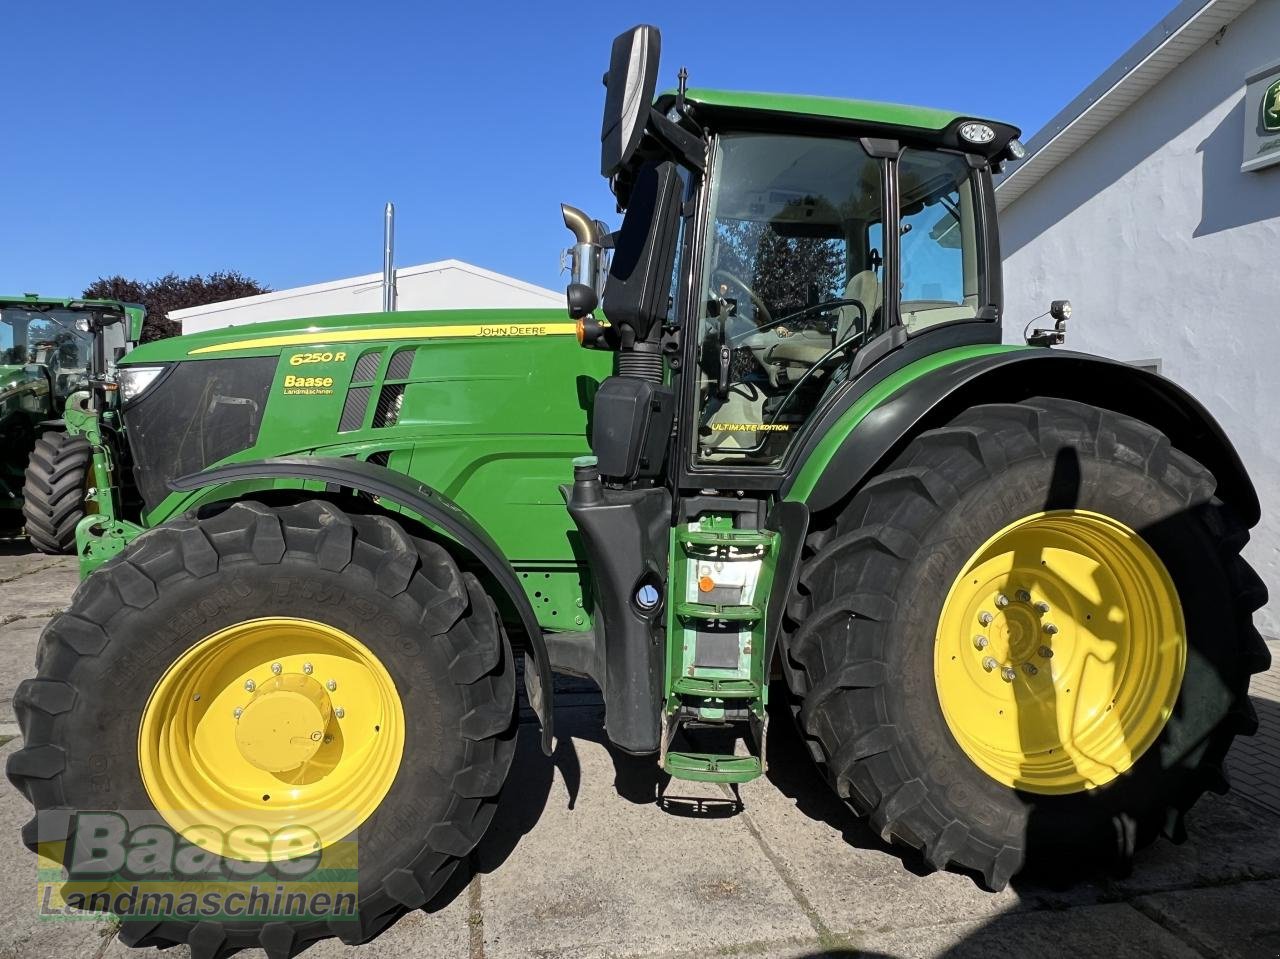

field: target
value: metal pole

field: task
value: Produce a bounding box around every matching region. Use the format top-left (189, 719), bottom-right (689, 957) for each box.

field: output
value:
top-left (382, 202), bottom-right (396, 312)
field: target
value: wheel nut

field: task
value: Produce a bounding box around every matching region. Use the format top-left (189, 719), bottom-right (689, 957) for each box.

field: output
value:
top-left (1043, 623), bottom-right (1059, 635)
top-left (982, 656), bottom-right (998, 672)
top-left (1039, 645), bottom-right (1054, 659)
top-left (1016, 589), bottom-right (1031, 603)
top-left (1035, 601), bottom-right (1050, 614)
top-left (973, 634), bottom-right (989, 650)
top-left (334, 707), bottom-right (345, 719)
top-left (1023, 663), bottom-right (1038, 676)
top-left (996, 594), bottom-right (1010, 608)
top-left (233, 707), bottom-right (243, 719)
top-left (1001, 666), bottom-right (1016, 682)
top-left (271, 662), bottom-right (282, 675)
top-left (303, 662), bottom-right (313, 675)
top-left (326, 679), bottom-right (337, 692)
top-left (244, 679), bottom-right (256, 692)
top-left (978, 611), bottom-right (994, 627)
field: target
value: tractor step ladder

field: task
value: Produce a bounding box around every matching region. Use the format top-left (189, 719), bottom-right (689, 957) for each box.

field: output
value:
top-left (662, 521), bottom-right (777, 784)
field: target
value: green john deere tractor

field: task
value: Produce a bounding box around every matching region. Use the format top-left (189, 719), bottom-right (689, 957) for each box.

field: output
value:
top-left (0, 295), bottom-right (142, 552)
top-left (8, 25), bottom-right (1269, 956)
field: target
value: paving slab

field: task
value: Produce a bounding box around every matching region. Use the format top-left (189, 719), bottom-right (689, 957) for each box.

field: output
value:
top-left (0, 548), bottom-right (67, 584)
top-left (1132, 878), bottom-right (1280, 959)
top-left (1228, 643), bottom-right (1280, 815)
top-left (0, 615), bottom-right (47, 729)
top-left (0, 737), bottom-right (118, 959)
top-left (96, 881), bottom-right (477, 959)
top-left (476, 706), bottom-right (815, 959)
top-left (843, 901), bottom-right (1203, 959)
top-left (0, 562), bottom-right (78, 624)
top-left (1104, 790), bottom-right (1280, 898)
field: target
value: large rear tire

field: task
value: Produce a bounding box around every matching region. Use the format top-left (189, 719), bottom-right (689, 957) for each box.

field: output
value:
top-left (23, 430), bottom-right (92, 554)
top-left (7, 500), bottom-right (517, 956)
top-left (785, 397), bottom-right (1269, 889)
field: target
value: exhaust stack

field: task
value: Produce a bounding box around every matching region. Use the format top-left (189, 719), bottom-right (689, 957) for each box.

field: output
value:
top-left (382, 202), bottom-right (396, 312)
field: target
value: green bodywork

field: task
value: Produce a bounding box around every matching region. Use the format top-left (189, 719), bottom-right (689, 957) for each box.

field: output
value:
top-left (679, 87), bottom-right (974, 131)
top-left (93, 309), bottom-right (611, 629)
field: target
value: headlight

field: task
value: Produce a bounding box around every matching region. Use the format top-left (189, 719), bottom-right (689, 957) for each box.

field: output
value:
top-left (117, 365), bottom-right (167, 403)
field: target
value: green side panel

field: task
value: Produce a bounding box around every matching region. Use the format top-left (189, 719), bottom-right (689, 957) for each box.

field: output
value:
top-left (133, 310), bottom-right (610, 629)
top-left (679, 87), bottom-right (982, 132)
top-left (785, 344), bottom-right (1025, 504)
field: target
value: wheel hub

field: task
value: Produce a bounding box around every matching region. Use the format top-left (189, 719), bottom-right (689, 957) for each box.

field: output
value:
top-left (235, 673), bottom-right (332, 772)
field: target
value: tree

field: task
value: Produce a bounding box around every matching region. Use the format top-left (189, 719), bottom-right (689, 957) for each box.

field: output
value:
top-left (83, 272), bottom-right (271, 342)
top-left (713, 219), bottom-right (844, 319)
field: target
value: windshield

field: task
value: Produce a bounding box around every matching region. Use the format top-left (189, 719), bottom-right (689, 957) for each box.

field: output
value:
top-left (0, 307), bottom-right (95, 397)
top-left (695, 133), bottom-right (885, 467)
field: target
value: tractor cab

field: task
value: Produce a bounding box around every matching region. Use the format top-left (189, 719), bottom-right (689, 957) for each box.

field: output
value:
top-left (563, 27), bottom-right (1021, 488)
top-left (0, 296), bottom-right (139, 412)
top-left (555, 26), bottom-right (1027, 775)
top-left (0, 295), bottom-right (142, 547)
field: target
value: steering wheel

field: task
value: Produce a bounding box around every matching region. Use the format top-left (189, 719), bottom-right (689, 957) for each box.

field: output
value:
top-left (711, 268), bottom-right (773, 327)
top-left (729, 297), bottom-right (867, 345)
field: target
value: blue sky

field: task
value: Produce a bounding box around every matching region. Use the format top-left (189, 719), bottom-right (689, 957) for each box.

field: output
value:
top-left (3, 0), bottom-right (1174, 299)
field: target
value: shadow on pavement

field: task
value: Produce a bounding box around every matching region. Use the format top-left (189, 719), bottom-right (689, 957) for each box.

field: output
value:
top-left (764, 689), bottom-right (930, 870)
top-left (0, 536), bottom-right (35, 556)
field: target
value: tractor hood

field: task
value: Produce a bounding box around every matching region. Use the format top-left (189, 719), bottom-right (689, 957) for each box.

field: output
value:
top-left (120, 308), bottom-right (577, 364)
top-left (116, 308), bottom-right (609, 529)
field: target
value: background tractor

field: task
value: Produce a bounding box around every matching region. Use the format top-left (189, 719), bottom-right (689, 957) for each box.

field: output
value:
top-left (8, 25), bottom-right (1269, 958)
top-left (0, 295), bottom-right (141, 552)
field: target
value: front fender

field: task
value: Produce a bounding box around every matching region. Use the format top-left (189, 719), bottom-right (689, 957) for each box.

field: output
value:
top-left (169, 455), bottom-right (558, 754)
top-left (784, 347), bottom-right (1260, 527)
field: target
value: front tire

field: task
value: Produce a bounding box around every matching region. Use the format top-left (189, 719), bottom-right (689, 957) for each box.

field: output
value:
top-left (23, 430), bottom-right (92, 554)
top-left (785, 397), bottom-right (1269, 889)
top-left (8, 500), bottom-right (517, 956)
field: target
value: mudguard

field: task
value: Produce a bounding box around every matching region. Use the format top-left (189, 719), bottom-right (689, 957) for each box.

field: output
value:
top-left (169, 455), bottom-right (558, 754)
top-left (783, 347), bottom-right (1260, 527)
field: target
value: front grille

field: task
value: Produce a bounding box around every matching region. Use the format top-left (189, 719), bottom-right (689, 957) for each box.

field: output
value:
top-left (372, 384), bottom-right (404, 429)
top-left (338, 386), bottom-right (371, 432)
top-left (123, 357), bottom-right (276, 510)
top-left (386, 349), bottom-right (414, 380)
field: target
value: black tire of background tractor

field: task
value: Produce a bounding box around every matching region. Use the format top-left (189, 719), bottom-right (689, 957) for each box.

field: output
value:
top-left (22, 431), bottom-right (92, 554)
top-left (783, 397), bottom-right (1269, 890)
top-left (7, 500), bottom-right (518, 958)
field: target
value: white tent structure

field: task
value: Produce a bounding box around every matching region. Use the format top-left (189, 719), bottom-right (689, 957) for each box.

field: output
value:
top-left (173, 259), bottom-right (562, 334)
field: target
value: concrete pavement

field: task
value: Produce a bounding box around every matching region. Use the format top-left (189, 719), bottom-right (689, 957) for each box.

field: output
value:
top-left (1, 539), bottom-right (1278, 959)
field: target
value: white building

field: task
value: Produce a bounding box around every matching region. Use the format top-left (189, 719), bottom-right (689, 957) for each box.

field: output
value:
top-left (173, 259), bottom-right (562, 334)
top-left (997, 0), bottom-right (1279, 632)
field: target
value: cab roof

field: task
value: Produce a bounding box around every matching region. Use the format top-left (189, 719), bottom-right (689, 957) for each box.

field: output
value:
top-left (680, 87), bottom-right (972, 132)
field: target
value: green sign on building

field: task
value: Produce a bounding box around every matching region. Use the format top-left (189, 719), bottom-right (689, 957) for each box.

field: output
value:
top-left (1243, 58), bottom-right (1280, 172)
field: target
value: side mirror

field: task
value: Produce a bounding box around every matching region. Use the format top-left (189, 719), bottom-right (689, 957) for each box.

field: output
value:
top-left (601, 26), bottom-right (661, 179)
top-left (602, 161), bottom-right (683, 347)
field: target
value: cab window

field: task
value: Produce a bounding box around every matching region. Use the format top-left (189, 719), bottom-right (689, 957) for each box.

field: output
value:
top-left (694, 134), bottom-right (884, 467)
top-left (897, 149), bottom-right (983, 333)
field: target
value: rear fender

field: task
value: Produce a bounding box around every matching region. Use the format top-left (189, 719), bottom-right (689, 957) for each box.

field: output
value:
top-left (783, 348), bottom-right (1260, 526)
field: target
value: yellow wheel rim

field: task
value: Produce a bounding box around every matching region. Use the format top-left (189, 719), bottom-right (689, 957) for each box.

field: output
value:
top-left (138, 617), bottom-right (406, 861)
top-left (933, 510), bottom-right (1185, 794)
